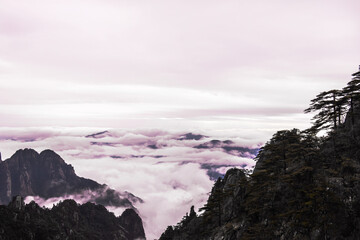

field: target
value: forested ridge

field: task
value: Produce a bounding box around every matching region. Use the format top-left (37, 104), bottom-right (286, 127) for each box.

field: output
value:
top-left (0, 196), bottom-right (145, 240)
top-left (159, 67), bottom-right (360, 240)
top-left (305, 67), bottom-right (360, 132)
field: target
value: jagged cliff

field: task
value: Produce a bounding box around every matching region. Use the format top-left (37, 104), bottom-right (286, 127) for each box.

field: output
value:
top-left (0, 149), bottom-right (142, 208)
top-left (160, 125), bottom-right (360, 239)
top-left (160, 90), bottom-right (360, 239)
top-left (0, 196), bottom-right (145, 240)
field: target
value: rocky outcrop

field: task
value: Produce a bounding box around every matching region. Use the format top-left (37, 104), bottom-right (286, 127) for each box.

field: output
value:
top-left (160, 168), bottom-right (248, 240)
top-left (119, 209), bottom-right (146, 240)
top-left (0, 196), bottom-right (146, 240)
top-left (0, 149), bottom-right (142, 209)
top-left (158, 67), bottom-right (360, 239)
top-left (160, 127), bottom-right (360, 240)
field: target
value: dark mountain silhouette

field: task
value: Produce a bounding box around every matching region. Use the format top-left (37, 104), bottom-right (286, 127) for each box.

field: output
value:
top-left (194, 140), bottom-right (258, 158)
top-left (0, 149), bottom-right (142, 208)
top-left (85, 130), bottom-right (109, 138)
top-left (178, 133), bottom-right (208, 141)
top-left (161, 126), bottom-right (360, 239)
top-left (0, 196), bottom-right (145, 240)
top-left (159, 68), bottom-right (360, 240)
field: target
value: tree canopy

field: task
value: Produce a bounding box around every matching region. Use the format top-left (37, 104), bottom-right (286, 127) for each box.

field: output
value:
top-left (305, 67), bottom-right (360, 133)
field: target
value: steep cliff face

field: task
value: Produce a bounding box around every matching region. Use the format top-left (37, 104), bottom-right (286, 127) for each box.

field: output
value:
top-left (0, 196), bottom-right (146, 240)
top-left (0, 149), bottom-right (141, 209)
top-left (160, 126), bottom-right (360, 240)
top-left (119, 209), bottom-right (146, 240)
top-left (160, 168), bottom-right (248, 240)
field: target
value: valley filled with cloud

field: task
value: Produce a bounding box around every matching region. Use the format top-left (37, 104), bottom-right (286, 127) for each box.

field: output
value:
top-left (0, 127), bottom-right (259, 239)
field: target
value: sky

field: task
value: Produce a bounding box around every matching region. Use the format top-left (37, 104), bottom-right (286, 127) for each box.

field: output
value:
top-left (0, 0), bottom-right (360, 239)
top-left (0, 0), bottom-right (359, 136)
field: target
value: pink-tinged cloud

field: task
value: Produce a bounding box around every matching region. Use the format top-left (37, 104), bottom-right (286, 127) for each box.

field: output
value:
top-left (24, 193), bottom-right (129, 217)
top-left (0, 0), bottom-right (359, 238)
top-left (0, 128), bottom-right (259, 239)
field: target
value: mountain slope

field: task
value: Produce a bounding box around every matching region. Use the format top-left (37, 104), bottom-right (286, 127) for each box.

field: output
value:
top-left (160, 126), bottom-right (360, 239)
top-left (160, 97), bottom-right (360, 239)
top-left (0, 149), bottom-right (142, 209)
top-left (0, 196), bottom-right (145, 240)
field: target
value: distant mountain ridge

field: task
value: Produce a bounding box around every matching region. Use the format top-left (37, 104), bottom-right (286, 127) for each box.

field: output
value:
top-left (0, 148), bottom-right (142, 209)
top-left (194, 139), bottom-right (258, 157)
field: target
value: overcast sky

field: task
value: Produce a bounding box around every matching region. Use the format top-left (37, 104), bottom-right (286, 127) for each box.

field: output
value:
top-left (1, 1), bottom-right (360, 238)
top-left (1, 0), bottom-right (359, 139)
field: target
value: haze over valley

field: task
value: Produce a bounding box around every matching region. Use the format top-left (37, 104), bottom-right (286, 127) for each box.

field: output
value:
top-left (0, 0), bottom-right (359, 239)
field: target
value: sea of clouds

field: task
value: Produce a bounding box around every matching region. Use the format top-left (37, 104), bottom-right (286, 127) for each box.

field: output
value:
top-left (0, 127), bottom-right (261, 239)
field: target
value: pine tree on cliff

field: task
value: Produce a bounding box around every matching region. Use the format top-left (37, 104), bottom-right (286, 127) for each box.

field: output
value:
top-left (343, 70), bottom-right (360, 128)
top-left (176, 205), bottom-right (197, 228)
top-left (305, 66), bottom-right (360, 133)
top-left (244, 129), bottom-right (342, 239)
top-left (305, 89), bottom-right (345, 132)
top-left (199, 179), bottom-right (225, 227)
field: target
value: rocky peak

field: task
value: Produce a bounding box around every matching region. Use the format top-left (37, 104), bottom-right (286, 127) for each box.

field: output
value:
top-left (119, 209), bottom-right (146, 240)
top-left (39, 149), bottom-right (65, 163)
top-left (8, 148), bottom-right (40, 167)
top-left (8, 195), bottom-right (25, 211)
top-left (222, 168), bottom-right (247, 186)
top-left (0, 148), bottom-right (141, 211)
top-left (11, 148), bottom-right (39, 159)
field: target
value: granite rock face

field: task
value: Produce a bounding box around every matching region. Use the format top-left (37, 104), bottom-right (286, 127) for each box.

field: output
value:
top-left (119, 209), bottom-right (146, 240)
top-left (0, 149), bottom-right (142, 208)
top-left (0, 149), bottom-right (146, 239)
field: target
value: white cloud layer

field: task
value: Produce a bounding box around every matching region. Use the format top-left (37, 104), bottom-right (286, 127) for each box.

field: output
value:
top-left (0, 0), bottom-right (359, 237)
top-left (1, 128), bottom-right (260, 239)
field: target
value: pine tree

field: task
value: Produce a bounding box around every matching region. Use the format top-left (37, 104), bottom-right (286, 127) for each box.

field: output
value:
top-left (305, 89), bottom-right (345, 132)
top-left (199, 179), bottom-right (225, 227)
top-left (243, 129), bottom-right (323, 239)
top-left (343, 74), bottom-right (360, 127)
